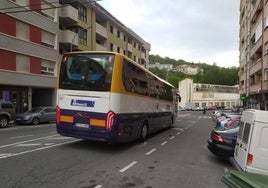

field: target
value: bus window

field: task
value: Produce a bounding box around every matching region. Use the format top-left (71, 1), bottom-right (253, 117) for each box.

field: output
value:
top-left (59, 54), bottom-right (115, 91)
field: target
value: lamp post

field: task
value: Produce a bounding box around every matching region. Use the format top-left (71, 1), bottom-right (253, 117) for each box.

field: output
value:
top-left (70, 26), bottom-right (92, 52)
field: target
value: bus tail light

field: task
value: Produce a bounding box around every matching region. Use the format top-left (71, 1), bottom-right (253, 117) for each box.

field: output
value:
top-left (56, 106), bottom-right (60, 124)
top-left (247, 153), bottom-right (253, 165)
top-left (106, 111), bottom-right (115, 130)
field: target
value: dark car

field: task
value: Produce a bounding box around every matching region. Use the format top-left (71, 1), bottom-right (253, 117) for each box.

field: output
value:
top-left (207, 126), bottom-right (239, 159)
top-left (16, 107), bottom-right (56, 125)
top-left (0, 101), bottom-right (16, 128)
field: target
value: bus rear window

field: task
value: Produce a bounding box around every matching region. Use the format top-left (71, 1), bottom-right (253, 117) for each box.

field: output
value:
top-left (59, 54), bottom-right (114, 91)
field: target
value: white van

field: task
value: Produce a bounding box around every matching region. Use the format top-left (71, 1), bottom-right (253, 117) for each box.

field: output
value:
top-left (233, 109), bottom-right (268, 175)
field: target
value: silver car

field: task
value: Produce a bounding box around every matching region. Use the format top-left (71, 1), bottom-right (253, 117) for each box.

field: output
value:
top-left (16, 107), bottom-right (56, 125)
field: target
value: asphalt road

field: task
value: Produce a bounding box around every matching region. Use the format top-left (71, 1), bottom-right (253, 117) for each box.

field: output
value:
top-left (0, 111), bottom-right (234, 188)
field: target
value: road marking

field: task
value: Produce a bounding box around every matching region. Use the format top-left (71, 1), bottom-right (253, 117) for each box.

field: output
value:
top-left (169, 136), bottom-right (175, 140)
top-left (16, 143), bottom-right (41, 147)
top-left (172, 127), bottom-right (184, 132)
top-left (46, 137), bottom-right (73, 140)
top-left (146, 148), bottom-right (156, 155)
top-left (10, 135), bottom-right (33, 139)
top-left (161, 141), bottom-right (168, 145)
top-left (0, 153), bottom-right (12, 158)
top-left (0, 134), bottom-right (59, 148)
top-left (176, 132), bottom-right (181, 135)
top-left (94, 185), bottom-right (102, 188)
top-left (119, 161), bottom-right (137, 173)
top-left (0, 139), bottom-right (78, 160)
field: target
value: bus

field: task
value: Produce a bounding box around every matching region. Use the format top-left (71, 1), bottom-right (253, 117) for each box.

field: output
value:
top-left (56, 51), bottom-right (176, 143)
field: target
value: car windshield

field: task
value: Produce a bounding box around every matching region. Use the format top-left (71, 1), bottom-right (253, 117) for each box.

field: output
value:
top-left (59, 54), bottom-right (115, 92)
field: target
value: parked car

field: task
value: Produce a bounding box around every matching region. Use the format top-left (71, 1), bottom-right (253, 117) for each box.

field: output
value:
top-left (207, 126), bottom-right (239, 159)
top-left (0, 101), bottom-right (16, 128)
top-left (215, 112), bottom-right (242, 128)
top-left (224, 118), bottom-right (240, 128)
top-left (16, 107), bottom-right (56, 125)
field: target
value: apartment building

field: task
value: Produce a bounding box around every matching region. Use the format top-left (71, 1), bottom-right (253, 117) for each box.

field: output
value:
top-left (0, 0), bottom-right (150, 113)
top-left (173, 64), bottom-right (199, 75)
top-left (239, 0), bottom-right (268, 110)
top-left (148, 63), bottom-right (173, 71)
top-left (0, 0), bottom-right (59, 113)
top-left (178, 78), bottom-right (241, 110)
top-left (59, 0), bottom-right (150, 67)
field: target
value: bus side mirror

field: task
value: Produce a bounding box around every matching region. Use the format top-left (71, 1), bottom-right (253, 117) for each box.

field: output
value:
top-left (176, 94), bottom-right (181, 102)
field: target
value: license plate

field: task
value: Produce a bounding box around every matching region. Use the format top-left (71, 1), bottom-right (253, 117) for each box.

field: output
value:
top-left (75, 123), bottom-right (89, 128)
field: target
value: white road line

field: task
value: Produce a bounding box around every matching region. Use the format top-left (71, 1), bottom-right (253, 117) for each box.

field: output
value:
top-left (0, 139), bottom-right (78, 160)
top-left (172, 127), bottom-right (184, 132)
top-left (145, 148), bottom-right (156, 155)
top-left (10, 135), bottom-right (33, 139)
top-left (119, 161), bottom-right (137, 173)
top-left (0, 134), bottom-right (59, 149)
top-left (161, 141), bottom-right (168, 146)
top-left (169, 136), bottom-right (175, 140)
top-left (46, 137), bottom-right (72, 140)
top-left (94, 185), bottom-right (102, 188)
top-left (176, 132), bottom-right (181, 135)
top-left (16, 143), bottom-right (41, 147)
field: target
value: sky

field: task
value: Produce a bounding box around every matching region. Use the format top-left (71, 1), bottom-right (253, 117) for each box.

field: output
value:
top-left (98, 0), bottom-right (240, 68)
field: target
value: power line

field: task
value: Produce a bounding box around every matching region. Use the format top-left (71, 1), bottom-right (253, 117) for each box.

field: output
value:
top-left (0, 0), bottom-right (102, 14)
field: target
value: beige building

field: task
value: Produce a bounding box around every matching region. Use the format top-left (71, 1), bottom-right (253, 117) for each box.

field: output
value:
top-left (174, 64), bottom-right (199, 75)
top-left (59, 0), bottom-right (150, 68)
top-left (178, 78), bottom-right (241, 109)
top-left (239, 0), bottom-right (268, 110)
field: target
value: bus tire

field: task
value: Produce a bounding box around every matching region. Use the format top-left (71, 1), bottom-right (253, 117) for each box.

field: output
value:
top-left (140, 123), bottom-right (148, 142)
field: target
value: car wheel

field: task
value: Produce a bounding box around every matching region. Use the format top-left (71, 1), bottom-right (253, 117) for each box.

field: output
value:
top-left (32, 117), bottom-right (40, 125)
top-left (140, 123), bottom-right (148, 141)
top-left (0, 116), bottom-right (9, 128)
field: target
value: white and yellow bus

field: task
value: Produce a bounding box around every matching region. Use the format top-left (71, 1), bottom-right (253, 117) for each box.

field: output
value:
top-left (56, 51), bottom-right (175, 143)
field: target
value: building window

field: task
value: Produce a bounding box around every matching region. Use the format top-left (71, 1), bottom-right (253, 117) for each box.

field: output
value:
top-left (110, 43), bottom-right (114, 51)
top-left (41, 30), bottom-right (55, 48)
top-left (41, 0), bottom-right (55, 20)
top-left (16, 21), bottom-right (29, 41)
top-left (117, 47), bottom-right (120, 53)
top-left (117, 30), bottom-right (120, 38)
top-left (110, 25), bottom-right (113, 34)
top-left (41, 60), bottom-right (55, 75)
top-left (265, 69), bottom-right (268, 81)
top-left (78, 28), bottom-right (87, 45)
top-left (16, 54), bottom-right (29, 73)
top-left (78, 5), bottom-right (87, 22)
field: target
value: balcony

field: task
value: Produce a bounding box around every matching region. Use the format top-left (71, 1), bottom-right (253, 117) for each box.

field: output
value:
top-left (249, 82), bottom-right (261, 93)
top-left (96, 23), bottom-right (107, 39)
top-left (249, 58), bottom-right (262, 76)
top-left (250, 38), bottom-right (262, 58)
top-left (59, 5), bottom-right (78, 26)
top-left (59, 29), bottom-right (78, 48)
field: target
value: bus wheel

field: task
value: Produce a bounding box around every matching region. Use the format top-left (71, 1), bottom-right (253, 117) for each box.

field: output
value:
top-left (140, 124), bottom-right (148, 141)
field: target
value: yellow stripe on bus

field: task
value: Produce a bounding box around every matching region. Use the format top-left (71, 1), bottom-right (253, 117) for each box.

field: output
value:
top-left (60, 115), bottom-right (74, 123)
top-left (90, 119), bottom-right (106, 127)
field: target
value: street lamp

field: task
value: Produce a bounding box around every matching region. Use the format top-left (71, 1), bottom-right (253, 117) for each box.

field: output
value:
top-left (70, 26), bottom-right (92, 52)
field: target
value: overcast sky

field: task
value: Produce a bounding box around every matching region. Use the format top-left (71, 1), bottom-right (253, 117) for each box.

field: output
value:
top-left (98, 0), bottom-right (240, 68)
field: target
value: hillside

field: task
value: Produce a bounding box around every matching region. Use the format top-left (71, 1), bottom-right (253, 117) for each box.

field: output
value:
top-left (148, 54), bottom-right (239, 87)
